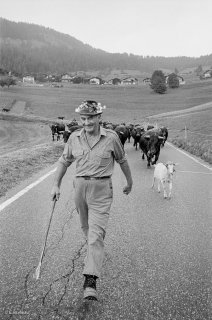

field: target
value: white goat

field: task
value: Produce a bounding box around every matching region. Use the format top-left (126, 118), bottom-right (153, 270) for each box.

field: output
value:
top-left (151, 162), bottom-right (177, 199)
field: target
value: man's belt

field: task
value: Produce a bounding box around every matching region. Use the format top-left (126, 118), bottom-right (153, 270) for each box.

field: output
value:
top-left (76, 176), bottom-right (111, 180)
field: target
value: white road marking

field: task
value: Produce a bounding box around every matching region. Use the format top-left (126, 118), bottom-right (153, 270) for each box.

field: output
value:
top-left (167, 142), bottom-right (212, 171)
top-left (177, 170), bottom-right (212, 175)
top-left (0, 168), bottom-right (56, 213)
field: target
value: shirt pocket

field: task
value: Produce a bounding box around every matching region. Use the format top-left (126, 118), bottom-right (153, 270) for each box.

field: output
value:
top-left (95, 151), bottom-right (111, 167)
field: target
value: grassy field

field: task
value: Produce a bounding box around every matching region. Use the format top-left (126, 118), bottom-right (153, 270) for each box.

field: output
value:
top-left (0, 78), bottom-right (211, 198)
top-left (1, 78), bottom-right (212, 123)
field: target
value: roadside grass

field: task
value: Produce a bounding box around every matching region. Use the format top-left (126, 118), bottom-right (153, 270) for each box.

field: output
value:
top-left (0, 143), bottom-right (64, 198)
top-left (170, 138), bottom-right (212, 164)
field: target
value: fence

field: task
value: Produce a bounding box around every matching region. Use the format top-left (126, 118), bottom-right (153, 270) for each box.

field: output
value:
top-left (168, 127), bottom-right (212, 143)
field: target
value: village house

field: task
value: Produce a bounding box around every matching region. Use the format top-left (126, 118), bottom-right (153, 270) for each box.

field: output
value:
top-left (105, 78), bottom-right (121, 85)
top-left (143, 77), bottom-right (151, 84)
top-left (61, 74), bottom-right (72, 82)
top-left (22, 75), bottom-right (35, 84)
top-left (89, 77), bottom-right (102, 85)
top-left (177, 76), bottom-right (185, 84)
top-left (200, 70), bottom-right (212, 79)
top-left (121, 77), bottom-right (138, 85)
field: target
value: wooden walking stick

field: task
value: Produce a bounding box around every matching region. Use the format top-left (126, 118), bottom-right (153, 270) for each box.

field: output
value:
top-left (33, 199), bottom-right (57, 280)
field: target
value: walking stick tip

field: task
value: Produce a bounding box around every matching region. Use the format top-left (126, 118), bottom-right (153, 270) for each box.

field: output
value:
top-left (33, 264), bottom-right (41, 280)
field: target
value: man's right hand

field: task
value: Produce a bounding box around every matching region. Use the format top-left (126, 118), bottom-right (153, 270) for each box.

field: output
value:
top-left (51, 185), bottom-right (60, 201)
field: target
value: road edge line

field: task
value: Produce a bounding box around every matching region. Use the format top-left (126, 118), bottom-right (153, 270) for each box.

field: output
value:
top-left (0, 168), bottom-right (56, 213)
top-left (167, 142), bottom-right (212, 171)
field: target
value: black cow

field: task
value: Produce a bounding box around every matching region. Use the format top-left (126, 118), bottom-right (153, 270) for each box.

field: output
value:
top-left (50, 123), bottom-right (65, 141)
top-left (2, 108), bottom-right (10, 112)
top-left (159, 126), bottom-right (168, 147)
top-left (67, 119), bottom-right (78, 129)
top-left (147, 124), bottom-right (155, 130)
top-left (115, 125), bottom-right (129, 148)
top-left (63, 125), bottom-right (82, 143)
top-left (102, 121), bottom-right (117, 130)
top-left (105, 123), bottom-right (115, 130)
top-left (63, 131), bottom-right (71, 143)
top-left (131, 126), bottom-right (145, 150)
top-left (126, 123), bottom-right (134, 142)
top-left (139, 130), bottom-right (164, 167)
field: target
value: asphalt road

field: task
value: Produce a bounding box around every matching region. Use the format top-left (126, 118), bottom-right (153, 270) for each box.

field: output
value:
top-left (0, 142), bottom-right (211, 320)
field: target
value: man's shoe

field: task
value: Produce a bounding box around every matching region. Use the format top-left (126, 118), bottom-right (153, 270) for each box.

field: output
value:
top-left (83, 275), bottom-right (98, 301)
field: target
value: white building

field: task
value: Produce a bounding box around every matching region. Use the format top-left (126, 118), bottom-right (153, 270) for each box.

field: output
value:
top-left (23, 76), bottom-right (35, 84)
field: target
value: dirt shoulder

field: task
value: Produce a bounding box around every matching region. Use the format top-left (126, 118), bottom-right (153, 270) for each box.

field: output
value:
top-left (0, 114), bottom-right (65, 198)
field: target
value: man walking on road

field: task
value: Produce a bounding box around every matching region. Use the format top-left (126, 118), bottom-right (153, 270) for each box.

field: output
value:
top-left (51, 100), bottom-right (133, 301)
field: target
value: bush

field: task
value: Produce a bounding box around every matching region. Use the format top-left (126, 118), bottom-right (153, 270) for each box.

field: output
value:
top-left (167, 73), bottom-right (179, 88)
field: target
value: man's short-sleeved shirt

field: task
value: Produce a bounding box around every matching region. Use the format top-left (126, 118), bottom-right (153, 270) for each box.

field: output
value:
top-left (59, 126), bottom-right (126, 177)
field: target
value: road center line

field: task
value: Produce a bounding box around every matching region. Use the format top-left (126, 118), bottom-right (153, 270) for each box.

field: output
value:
top-left (167, 142), bottom-right (212, 171)
top-left (0, 168), bottom-right (56, 213)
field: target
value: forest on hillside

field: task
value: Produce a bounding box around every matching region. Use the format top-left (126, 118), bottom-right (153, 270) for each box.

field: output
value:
top-left (0, 18), bottom-right (212, 75)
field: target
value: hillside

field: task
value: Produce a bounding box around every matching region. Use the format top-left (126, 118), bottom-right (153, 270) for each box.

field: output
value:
top-left (0, 17), bottom-right (212, 75)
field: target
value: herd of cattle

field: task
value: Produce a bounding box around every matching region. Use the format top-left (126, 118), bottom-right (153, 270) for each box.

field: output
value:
top-left (50, 120), bottom-right (168, 167)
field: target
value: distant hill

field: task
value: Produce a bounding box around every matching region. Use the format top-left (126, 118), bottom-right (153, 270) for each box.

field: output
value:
top-left (0, 17), bottom-right (212, 75)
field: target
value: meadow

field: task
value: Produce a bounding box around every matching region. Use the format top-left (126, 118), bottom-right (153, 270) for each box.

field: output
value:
top-left (0, 78), bottom-right (211, 197)
top-left (1, 78), bottom-right (212, 124)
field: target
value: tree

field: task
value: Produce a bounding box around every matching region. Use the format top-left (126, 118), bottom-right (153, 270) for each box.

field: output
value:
top-left (167, 73), bottom-right (179, 88)
top-left (150, 70), bottom-right (167, 94)
top-left (0, 76), bottom-right (16, 87)
top-left (35, 74), bottom-right (48, 83)
top-left (195, 65), bottom-right (203, 76)
top-left (174, 68), bottom-right (179, 74)
top-left (0, 79), bottom-right (5, 87)
top-left (72, 76), bottom-right (83, 84)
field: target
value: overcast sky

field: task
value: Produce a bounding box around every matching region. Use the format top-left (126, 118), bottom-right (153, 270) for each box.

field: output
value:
top-left (1, 0), bottom-right (212, 57)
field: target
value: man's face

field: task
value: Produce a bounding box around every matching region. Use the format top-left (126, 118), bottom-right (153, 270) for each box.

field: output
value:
top-left (80, 114), bottom-right (101, 134)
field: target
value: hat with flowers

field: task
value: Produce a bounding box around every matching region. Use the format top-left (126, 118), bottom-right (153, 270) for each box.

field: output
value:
top-left (75, 100), bottom-right (106, 115)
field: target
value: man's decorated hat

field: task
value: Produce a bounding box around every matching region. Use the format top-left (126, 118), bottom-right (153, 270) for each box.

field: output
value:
top-left (75, 100), bottom-right (106, 115)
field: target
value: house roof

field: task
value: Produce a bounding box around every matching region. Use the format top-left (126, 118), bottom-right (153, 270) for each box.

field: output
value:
top-left (166, 74), bottom-right (184, 80)
top-left (203, 69), bottom-right (212, 74)
top-left (90, 76), bottom-right (102, 80)
top-left (122, 77), bottom-right (138, 81)
top-left (61, 74), bottom-right (72, 77)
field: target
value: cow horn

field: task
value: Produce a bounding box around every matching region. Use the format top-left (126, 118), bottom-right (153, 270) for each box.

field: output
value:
top-left (158, 136), bottom-right (164, 139)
